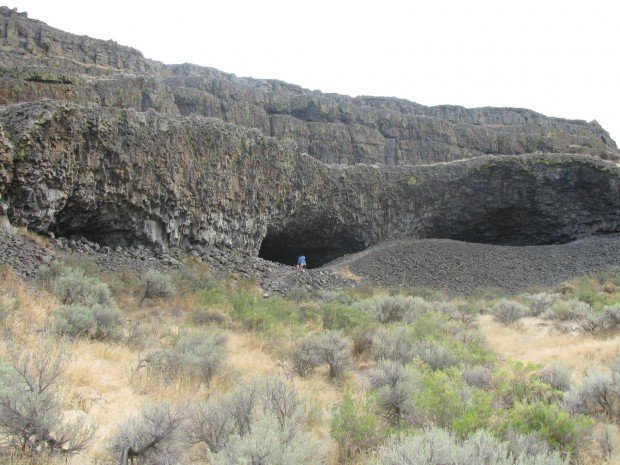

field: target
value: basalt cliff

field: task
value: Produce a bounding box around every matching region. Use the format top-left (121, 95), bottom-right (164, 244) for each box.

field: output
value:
top-left (0, 7), bottom-right (618, 267)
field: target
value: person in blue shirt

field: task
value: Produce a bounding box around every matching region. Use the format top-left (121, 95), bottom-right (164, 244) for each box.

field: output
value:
top-left (297, 254), bottom-right (306, 269)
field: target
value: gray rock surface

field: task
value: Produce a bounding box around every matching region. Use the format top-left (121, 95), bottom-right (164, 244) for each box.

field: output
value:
top-left (326, 235), bottom-right (620, 294)
top-left (0, 100), bottom-right (617, 263)
top-left (0, 7), bottom-right (618, 291)
top-left (0, 7), bottom-right (617, 167)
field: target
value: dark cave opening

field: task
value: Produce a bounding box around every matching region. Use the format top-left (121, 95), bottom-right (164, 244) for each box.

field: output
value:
top-left (258, 227), bottom-right (367, 269)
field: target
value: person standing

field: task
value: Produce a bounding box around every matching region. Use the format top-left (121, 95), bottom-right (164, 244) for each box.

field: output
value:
top-left (297, 254), bottom-right (306, 269)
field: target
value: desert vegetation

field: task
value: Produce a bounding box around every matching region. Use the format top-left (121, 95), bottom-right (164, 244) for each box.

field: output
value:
top-left (0, 257), bottom-right (618, 464)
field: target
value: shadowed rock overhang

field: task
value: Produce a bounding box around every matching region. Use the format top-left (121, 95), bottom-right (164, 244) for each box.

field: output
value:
top-left (0, 8), bottom-right (618, 267)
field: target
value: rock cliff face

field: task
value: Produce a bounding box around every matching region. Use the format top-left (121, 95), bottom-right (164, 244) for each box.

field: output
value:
top-left (0, 7), bottom-right (618, 265)
top-left (1, 7), bottom-right (617, 166)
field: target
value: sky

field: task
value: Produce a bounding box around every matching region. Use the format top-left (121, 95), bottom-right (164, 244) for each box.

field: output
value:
top-left (7, 0), bottom-right (620, 144)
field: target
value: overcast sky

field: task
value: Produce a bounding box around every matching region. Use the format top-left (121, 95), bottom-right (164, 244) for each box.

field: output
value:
top-left (8, 0), bottom-right (620, 144)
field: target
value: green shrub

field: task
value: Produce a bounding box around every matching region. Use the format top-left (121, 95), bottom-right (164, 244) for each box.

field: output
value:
top-left (322, 303), bottom-right (371, 331)
top-left (495, 363), bottom-right (556, 408)
top-left (139, 270), bottom-right (175, 307)
top-left (412, 369), bottom-right (493, 436)
top-left (195, 284), bottom-right (229, 309)
top-left (405, 310), bottom-right (449, 340)
top-left (504, 401), bottom-right (592, 453)
top-left (230, 292), bottom-right (307, 337)
top-left (572, 279), bottom-right (609, 309)
top-left (331, 394), bottom-right (383, 461)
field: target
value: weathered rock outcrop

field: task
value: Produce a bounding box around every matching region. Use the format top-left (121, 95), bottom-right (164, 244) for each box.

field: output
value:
top-left (1, 7), bottom-right (617, 167)
top-left (0, 8), bottom-right (618, 266)
top-left (0, 100), bottom-right (618, 265)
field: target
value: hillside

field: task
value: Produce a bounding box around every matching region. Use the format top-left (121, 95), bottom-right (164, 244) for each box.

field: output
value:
top-left (0, 6), bottom-right (619, 465)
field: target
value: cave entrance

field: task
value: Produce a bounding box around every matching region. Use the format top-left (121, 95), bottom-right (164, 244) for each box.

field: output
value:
top-left (258, 225), bottom-right (367, 269)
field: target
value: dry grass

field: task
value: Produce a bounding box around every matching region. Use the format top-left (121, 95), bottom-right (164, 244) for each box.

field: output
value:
top-left (332, 266), bottom-right (363, 282)
top-left (12, 226), bottom-right (53, 250)
top-left (479, 314), bottom-right (620, 379)
top-left (0, 270), bottom-right (347, 464)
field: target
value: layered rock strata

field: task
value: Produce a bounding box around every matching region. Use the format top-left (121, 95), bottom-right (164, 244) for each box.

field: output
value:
top-left (0, 100), bottom-right (617, 265)
top-left (0, 7), bottom-right (618, 266)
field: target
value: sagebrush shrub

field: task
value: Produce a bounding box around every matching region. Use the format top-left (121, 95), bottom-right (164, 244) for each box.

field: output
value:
top-left (595, 424), bottom-right (617, 462)
top-left (209, 413), bottom-right (320, 465)
top-left (189, 377), bottom-right (316, 463)
top-left (0, 343), bottom-right (94, 455)
top-left (542, 299), bottom-right (592, 322)
top-left (54, 305), bottom-right (97, 338)
top-left (291, 338), bottom-right (323, 377)
top-left (507, 431), bottom-right (551, 458)
top-left (320, 330), bottom-right (351, 378)
top-left (109, 402), bottom-right (187, 465)
top-left (563, 370), bottom-right (620, 423)
top-left (54, 304), bottom-right (123, 340)
top-left (260, 376), bottom-right (302, 427)
top-left (291, 330), bottom-right (351, 379)
top-left (368, 361), bottom-right (419, 423)
top-left (188, 398), bottom-right (236, 454)
top-left (491, 299), bottom-right (528, 325)
top-left (141, 331), bottom-right (227, 385)
top-left (584, 304), bottom-right (620, 333)
top-left (411, 340), bottom-right (459, 370)
top-left (371, 326), bottom-right (415, 364)
top-left (51, 266), bottom-right (114, 307)
top-left (140, 269), bottom-right (175, 307)
top-left (462, 365), bottom-right (495, 390)
top-left (374, 428), bottom-right (568, 465)
top-left (352, 328), bottom-right (376, 355)
top-left (538, 363), bottom-right (572, 392)
top-left (521, 293), bottom-right (559, 317)
top-left (356, 295), bottom-right (430, 323)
